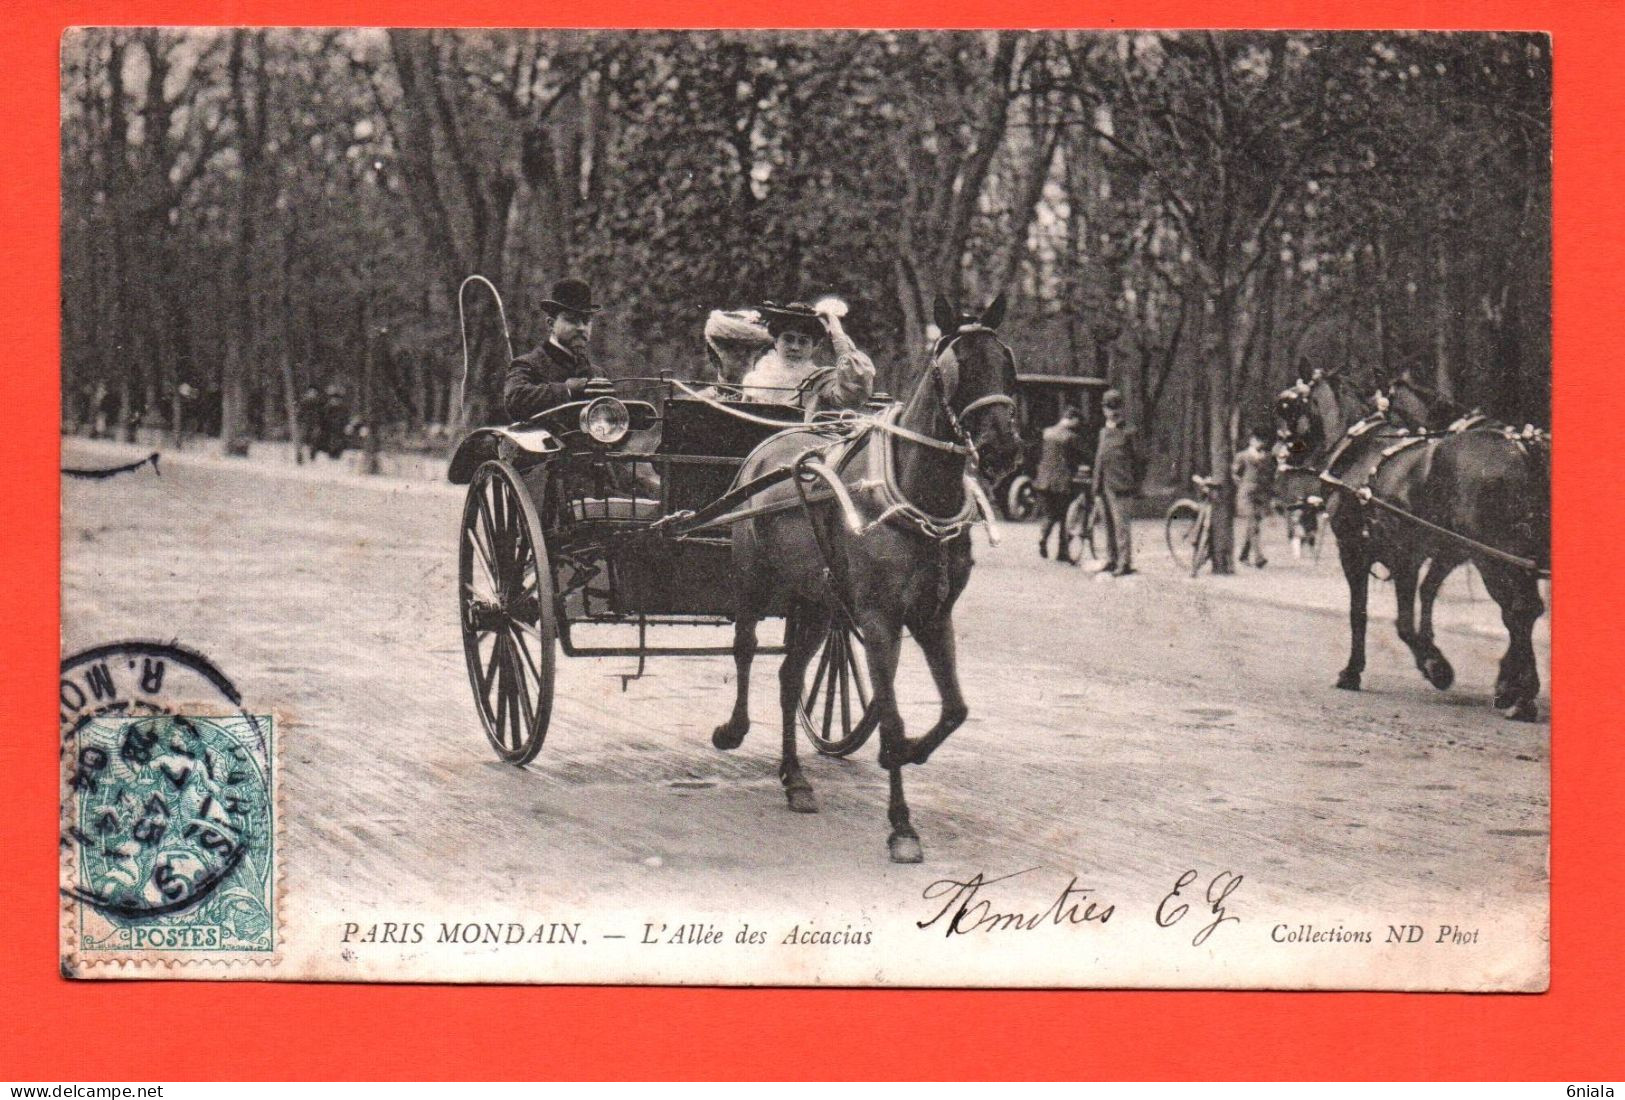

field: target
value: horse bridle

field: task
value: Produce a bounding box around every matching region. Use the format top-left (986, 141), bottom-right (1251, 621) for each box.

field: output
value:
top-left (908, 324), bottom-right (1017, 463)
top-left (1274, 379), bottom-right (1320, 473)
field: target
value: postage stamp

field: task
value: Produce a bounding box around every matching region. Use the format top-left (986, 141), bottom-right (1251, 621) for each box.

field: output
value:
top-left (59, 643), bottom-right (278, 971)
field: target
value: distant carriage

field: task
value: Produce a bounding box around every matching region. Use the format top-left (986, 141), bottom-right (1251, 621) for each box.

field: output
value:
top-left (990, 373), bottom-right (1110, 521)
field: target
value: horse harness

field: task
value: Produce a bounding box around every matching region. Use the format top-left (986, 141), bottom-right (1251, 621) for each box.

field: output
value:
top-left (1292, 407), bottom-right (1551, 579)
top-left (651, 326), bottom-right (1015, 629)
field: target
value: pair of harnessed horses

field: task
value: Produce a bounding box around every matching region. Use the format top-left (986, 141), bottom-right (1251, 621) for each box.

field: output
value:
top-left (1275, 369), bottom-right (1549, 721)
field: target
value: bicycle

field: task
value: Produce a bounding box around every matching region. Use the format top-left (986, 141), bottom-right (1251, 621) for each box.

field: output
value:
top-left (1056, 465), bottom-right (1106, 563)
top-left (1165, 475), bottom-right (1222, 576)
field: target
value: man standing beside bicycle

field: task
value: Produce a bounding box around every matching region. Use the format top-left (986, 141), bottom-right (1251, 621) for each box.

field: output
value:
top-left (1092, 388), bottom-right (1143, 577)
top-left (1035, 406), bottom-right (1086, 564)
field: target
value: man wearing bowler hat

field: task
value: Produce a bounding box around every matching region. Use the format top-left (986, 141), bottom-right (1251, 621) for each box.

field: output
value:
top-left (504, 277), bottom-right (603, 421)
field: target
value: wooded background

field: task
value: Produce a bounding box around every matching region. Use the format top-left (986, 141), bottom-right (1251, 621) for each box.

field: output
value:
top-left (61, 28), bottom-right (1550, 490)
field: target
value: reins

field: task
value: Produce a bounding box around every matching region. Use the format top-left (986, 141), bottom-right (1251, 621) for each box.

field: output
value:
top-left (661, 325), bottom-right (1016, 548)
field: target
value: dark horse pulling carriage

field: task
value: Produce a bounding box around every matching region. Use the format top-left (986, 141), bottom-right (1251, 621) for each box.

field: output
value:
top-left (450, 295), bottom-right (1019, 861)
top-left (1274, 369), bottom-right (1550, 720)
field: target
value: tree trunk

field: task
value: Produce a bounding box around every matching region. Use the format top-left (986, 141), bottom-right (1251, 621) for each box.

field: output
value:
top-left (1206, 286), bottom-right (1238, 574)
top-left (278, 226), bottom-right (301, 458)
top-left (1431, 232), bottom-right (1456, 402)
top-left (361, 302), bottom-right (382, 476)
top-left (223, 30), bottom-right (259, 457)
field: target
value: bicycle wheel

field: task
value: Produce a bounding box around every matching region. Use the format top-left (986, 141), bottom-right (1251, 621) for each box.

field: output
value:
top-left (1165, 499), bottom-right (1204, 573)
top-left (1190, 510), bottom-right (1212, 576)
top-left (1067, 493), bottom-right (1105, 561)
top-left (1004, 475), bottom-right (1036, 522)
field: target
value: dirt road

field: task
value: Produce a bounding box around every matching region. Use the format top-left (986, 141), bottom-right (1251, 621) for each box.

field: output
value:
top-left (60, 439), bottom-right (1549, 988)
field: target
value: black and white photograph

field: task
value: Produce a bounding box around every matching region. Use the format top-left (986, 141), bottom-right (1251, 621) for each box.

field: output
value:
top-left (59, 28), bottom-right (1550, 988)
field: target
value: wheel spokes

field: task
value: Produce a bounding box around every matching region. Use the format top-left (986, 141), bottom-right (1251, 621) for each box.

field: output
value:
top-left (844, 634), bottom-right (870, 707)
top-left (504, 631), bottom-right (536, 737)
top-left (805, 632), bottom-right (834, 716)
top-left (502, 636), bottom-right (525, 751)
top-left (478, 632), bottom-right (502, 702)
top-left (490, 630), bottom-right (512, 748)
top-left (470, 498), bottom-right (502, 596)
top-left (481, 477), bottom-right (505, 568)
top-left (837, 631), bottom-right (852, 736)
top-left (497, 480), bottom-right (528, 577)
top-left (821, 635), bottom-right (840, 744)
top-left (509, 621), bottom-right (542, 685)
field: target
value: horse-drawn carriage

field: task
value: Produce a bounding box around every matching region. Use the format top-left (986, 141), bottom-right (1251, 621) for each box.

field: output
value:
top-left (449, 381), bottom-right (883, 765)
top-left (447, 295), bottom-right (1021, 862)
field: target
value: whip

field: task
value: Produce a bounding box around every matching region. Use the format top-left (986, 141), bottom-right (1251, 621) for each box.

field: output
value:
top-left (457, 275), bottom-right (514, 413)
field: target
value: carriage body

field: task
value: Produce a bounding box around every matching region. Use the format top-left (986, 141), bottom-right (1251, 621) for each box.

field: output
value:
top-left (449, 378), bottom-right (877, 764)
top-left (449, 382), bottom-right (804, 630)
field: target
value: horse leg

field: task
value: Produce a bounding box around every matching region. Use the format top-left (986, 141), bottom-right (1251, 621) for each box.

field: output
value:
top-left (1391, 557), bottom-right (1431, 686)
top-left (1416, 557), bottom-right (1458, 690)
top-left (855, 615), bottom-right (919, 860)
top-left (1335, 533), bottom-right (1370, 691)
top-left (711, 614), bottom-right (758, 750)
top-left (901, 612), bottom-right (968, 767)
top-left (885, 765), bottom-right (923, 864)
top-left (1508, 576), bottom-right (1547, 719)
top-left (872, 634), bottom-right (923, 862)
top-left (776, 602), bottom-right (824, 813)
top-left (1479, 564), bottom-right (1545, 721)
top-left (863, 618), bottom-right (907, 770)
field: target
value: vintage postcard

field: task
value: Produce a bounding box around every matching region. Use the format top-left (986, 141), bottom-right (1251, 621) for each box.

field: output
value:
top-left (59, 27), bottom-right (1550, 988)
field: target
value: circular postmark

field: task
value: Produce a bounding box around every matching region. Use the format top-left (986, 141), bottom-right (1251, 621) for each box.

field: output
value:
top-left (60, 642), bottom-right (271, 922)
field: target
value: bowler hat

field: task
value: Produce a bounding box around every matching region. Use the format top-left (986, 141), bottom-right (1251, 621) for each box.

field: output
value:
top-left (540, 278), bottom-right (602, 316)
top-left (760, 301), bottom-right (825, 338)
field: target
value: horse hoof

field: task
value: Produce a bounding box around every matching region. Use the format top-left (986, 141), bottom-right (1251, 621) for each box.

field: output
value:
top-left (1335, 671), bottom-right (1362, 691)
top-left (1493, 687), bottom-right (1515, 711)
top-left (711, 721), bottom-right (746, 751)
top-left (888, 834), bottom-right (924, 864)
top-left (1422, 656), bottom-right (1455, 691)
top-left (785, 786), bottom-right (819, 814)
top-left (1502, 699), bottom-right (1539, 722)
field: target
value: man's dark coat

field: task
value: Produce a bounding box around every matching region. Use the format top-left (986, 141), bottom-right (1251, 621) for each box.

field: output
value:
top-left (1092, 419), bottom-right (1143, 496)
top-left (504, 341), bottom-right (589, 421)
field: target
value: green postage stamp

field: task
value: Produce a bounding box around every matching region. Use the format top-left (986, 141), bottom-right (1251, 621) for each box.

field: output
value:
top-left (61, 708), bottom-right (277, 970)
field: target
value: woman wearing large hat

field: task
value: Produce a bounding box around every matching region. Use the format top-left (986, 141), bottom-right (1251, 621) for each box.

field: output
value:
top-left (738, 298), bottom-right (875, 414)
top-left (503, 277), bottom-right (605, 421)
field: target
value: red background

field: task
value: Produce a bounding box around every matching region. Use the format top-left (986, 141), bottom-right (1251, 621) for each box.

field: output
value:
top-left (3, 0), bottom-right (1618, 1081)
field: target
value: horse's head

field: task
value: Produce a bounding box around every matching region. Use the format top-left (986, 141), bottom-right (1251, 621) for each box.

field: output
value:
top-left (1273, 369), bottom-right (1347, 468)
top-left (1384, 372), bottom-right (1465, 432)
top-left (925, 294), bottom-right (1021, 478)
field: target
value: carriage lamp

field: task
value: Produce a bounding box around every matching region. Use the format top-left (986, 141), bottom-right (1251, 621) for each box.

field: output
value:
top-left (580, 396), bottom-right (630, 444)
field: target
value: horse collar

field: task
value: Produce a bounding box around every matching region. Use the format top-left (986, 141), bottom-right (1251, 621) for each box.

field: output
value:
top-left (863, 406), bottom-right (984, 542)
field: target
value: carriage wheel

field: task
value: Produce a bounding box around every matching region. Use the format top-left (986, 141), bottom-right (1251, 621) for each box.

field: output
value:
top-left (798, 616), bottom-right (881, 757)
top-left (459, 460), bottom-right (557, 765)
top-left (1165, 499), bottom-right (1207, 575)
top-left (1003, 475), bottom-right (1036, 522)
